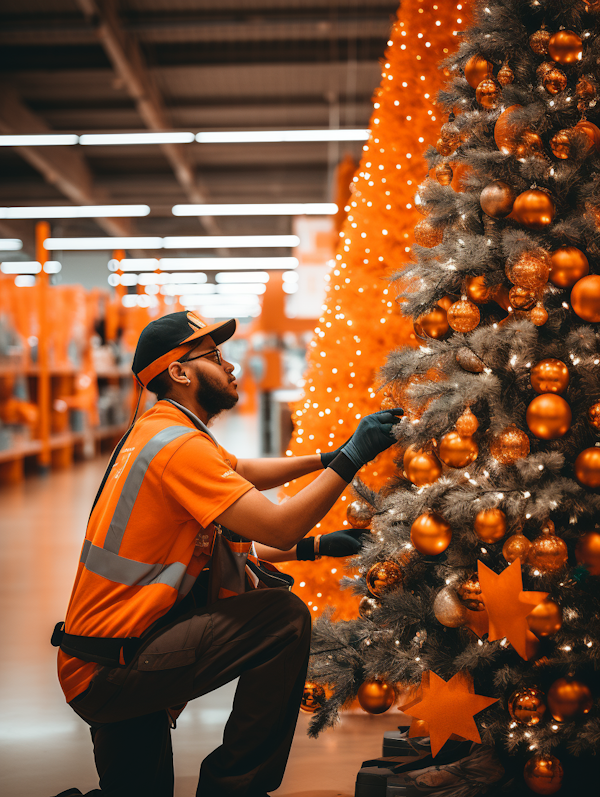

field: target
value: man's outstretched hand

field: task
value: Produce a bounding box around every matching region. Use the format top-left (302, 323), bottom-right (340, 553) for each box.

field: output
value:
top-left (295, 528), bottom-right (369, 560)
top-left (320, 408), bottom-right (404, 468)
top-left (340, 408), bottom-right (403, 469)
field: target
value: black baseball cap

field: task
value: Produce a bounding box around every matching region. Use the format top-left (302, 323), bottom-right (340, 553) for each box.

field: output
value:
top-left (132, 311), bottom-right (236, 387)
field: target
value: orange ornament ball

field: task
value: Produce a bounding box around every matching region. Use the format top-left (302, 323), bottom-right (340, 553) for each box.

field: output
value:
top-left (574, 447), bottom-right (600, 488)
top-left (512, 190), bottom-right (555, 229)
top-left (300, 681), bottom-right (326, 714)
top-left (508, 687), bottom-right (547, 726)
top-left (447, 299), bottom-right (480, 333)
top-left (465, 275), bottom-right (492, 304)
top-left (575, 531), bottom-right (600, 576)
top-left (494, 104), bottom-right (524, 154)
top-left (464, 54), bottom-right (493, 88)
top-left (527, 527), bottom-right (568, 573)
top-left (587, 401), bottom-right (600, 431)
top-left (503, 532), bottom-right (531, 563)
top-left (439, 431), bottom-right (478, 468)
top-left (476, 77), bottom-right (501, 109)
top-left (509, 285), bottom-right (537, 310)
top-left (490, 426), bottom-right (530, 464)
top-left (530, 359), bottom-right (569, 394)
top-left (406, 449), bottom-right (442, 487)
top-left (543, 67), bottom-right (568, 95)
top-left (366, 561), bottom-right (403, 597)
top-left (414, 306), bottom-right (449, 339)
top-left (435, 162), bottom-right (454, 186)
top-left (548, 30), bottom-right (583, 64)
top-left (410, 512), bottom-right (452, 555)
top-left (456, 407), bottom-right (479, 437)
top-left (573, 120), bottom-right (600, 152)
top-left (524, 754), bottom-right (564, 795)
top-left (550, 129), bottom-right (571, 159)
top-left (527, 598), bottom-right (562, 637)
top-left (474, 508), bottom-right (507, 543)
top-left (571, 275), bottom-right (600, 322)
top-left (547, 677), bottom-right (592, 722)
top-left (526, 394), bottom-right (572, 439)
top-left (506, 249), bottom-right (551, 288)
top-left (414, 218), bottom-right (444, 248)
top-left (529, 29), bottom-right (551, 56)
top-left (530, 303), bottom-right (549, 326)
top-left (346, 500), bottom-right (374, 529)
top-left (480, 180), bottom-right (516, 218)
top-left (550, 246), bottom-right (589, 288)
top-left (357, 679), bottom-right (396, 714)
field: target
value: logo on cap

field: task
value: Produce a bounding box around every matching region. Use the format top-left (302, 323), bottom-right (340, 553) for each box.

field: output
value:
top-left (187, 311), bottom-right (206, 330)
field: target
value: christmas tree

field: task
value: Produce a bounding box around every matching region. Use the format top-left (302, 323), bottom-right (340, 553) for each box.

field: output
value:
top-left (305, 1), bottom-right (600, 794)
top-left (282, 0), bottom-right (472, 620)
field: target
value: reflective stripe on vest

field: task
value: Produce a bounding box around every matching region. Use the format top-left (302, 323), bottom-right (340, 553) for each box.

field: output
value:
top-left (80, 425), bottom-right (195, 590)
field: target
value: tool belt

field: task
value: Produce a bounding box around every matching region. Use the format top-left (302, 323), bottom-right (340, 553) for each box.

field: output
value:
top-left (51, 622), bottom-right (142, 668)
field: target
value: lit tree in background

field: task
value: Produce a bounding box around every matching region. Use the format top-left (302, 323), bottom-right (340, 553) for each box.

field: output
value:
top-left (305, 1), bottom-right (600, 794)
top-left (282, 0), bottom-right (472, 620)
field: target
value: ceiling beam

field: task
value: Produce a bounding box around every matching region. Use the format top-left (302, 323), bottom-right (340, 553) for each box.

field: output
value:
top-left (0, 87), bottom-right (134, 239)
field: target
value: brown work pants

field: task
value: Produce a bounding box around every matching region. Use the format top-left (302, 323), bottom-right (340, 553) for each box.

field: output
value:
top-left (69, 588), bottom-right (311, 797)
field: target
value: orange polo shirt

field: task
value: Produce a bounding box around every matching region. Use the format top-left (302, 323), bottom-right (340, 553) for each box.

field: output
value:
top-left (58, 400), bottom-right (253, 702)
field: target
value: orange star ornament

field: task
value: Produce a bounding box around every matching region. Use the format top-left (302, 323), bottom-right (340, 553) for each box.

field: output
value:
top-left (478, 558), bottom-right (548, 660)
top-left (402, 670), bottom-right (498, 756)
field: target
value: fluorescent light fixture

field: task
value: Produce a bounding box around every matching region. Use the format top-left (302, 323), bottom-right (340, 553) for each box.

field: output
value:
top-left (0, 239), bottom-right (23, 251)
top-left (191, 305), bottom-right (262, 318)
top-left (172, 203), bottom-right (337, 216)
top-left (0, 134), bottom-right (79, 147)
top-left (14, 275), bottom-right (36, 287)
top-left (162, 235), bottom-right (299, 249)
top-left (45, 237), bottom-right (163, 250)
top-left (79, 132), bottom-right (195, 146)
top-left (161, 284), bottom-right (216, 296)
top-left (215, 272), bottom-right (269, 283)
top-left (184, 293), bottom-right (259, 306)
top-left (1, 261), bottom-right (41, 274)
top-left (282, 271), bottom-right (300, 283)
top-left (157, 257), bottom-right (298, 271)
top-left (108, 258), bottom-right (159, 272)
top-left (120, 274), bottom-right (138, 287)
top-left (0, 205), bottom-right (150, 219)
top-left (196, 129), bottom-right (369, 144)
top-left (217, 283), bottom-right (266, 295)
top-left (283, 283), bottom-right (299, 294)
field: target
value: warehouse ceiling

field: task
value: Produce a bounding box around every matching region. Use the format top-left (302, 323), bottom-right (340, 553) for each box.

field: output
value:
top-left (0, 0), bottom-right (398, 257)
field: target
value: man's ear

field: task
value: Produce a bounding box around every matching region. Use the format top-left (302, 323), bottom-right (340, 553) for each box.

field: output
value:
top-left (167, 361), bottom-right (191, 386)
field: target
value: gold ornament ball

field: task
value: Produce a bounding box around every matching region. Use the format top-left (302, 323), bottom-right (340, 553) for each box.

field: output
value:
top-left (474, 508), bottom-right (507, 543)
top-left (516, 130), bottom-right (545, 161)
top-left (457, 574), bottom-right (485, 611)
top-left (466, 275), bottom-right (492, 304)
top-left (497, 62), bottom-right (514, 86)
top-left (588, 402), bottom-right (600, 431)
top-left (494, 104), bottom-right (524, 154)
top-left (433, 586), bottom-right (467, 628)
top-left (476, 77), bottom-right (501, 109)
top-left (357, 679), bottom-right (396, 714)
top-left (548, 30), bottom-right (583, 64)
top-left (435, 162), bottom-right (453, 186)
top-left (456, 407), bottom-right (479, 437)
top-left (410, 512), bottom-right (452, 556)
top-left (524, 754), bottom-right (564, 795)
top-left (526, 394), bottom-right (572, 440)
top-left (503, 532), bottom-right (531, 563)
top-left (512, 190), bottom-right (556, 230)
top-left (509, 285), bottom-right (537, 310)
top-left (527, 598), bottom-right (562, 637)
top-left (300, 681), bottom-right (326, 714)
top-left (414, 306), bottom-right (449, 339)
top-left (358, 595), bottom-right (381, 619)
top-left (573, 120), bottom-right (600, 152)
top-left (576, 75), bottom-right (597, 103)
top-left (547, 678), bottom-right (593, 722)
top-left (464, 54), bottom-right (493, 88)
top-left (550, 246), bottom-right (589, 288)
top-left (508, 687), bottom-right (547, 726)
top-left (436, 137), bottom-right (455, 157)
top-left (414, 218), bottom-right (444, 248)
top-left (366, 561), bottom-right (403, 597)
top-left (490, 426), bottom-right (530, 465)
top-left (440, 120), bottom-right (461, 148)
top-left (506, 249), bottom-right (551, 288)
top-left (447, 299), bottom-right (480, 333)
top-left (347, 500), bottom-right (374, 529)
top-left (530, 359), bottom-right (569, 395)
top-left (439, 431), bottom-right (478, 468)
top-left (536, 61), bottom-right (555, 80)
top-left (530, 304), bottom-right (549, 326)
top-left (543, 67), bottom-right (568, 95)
top-left (574, 447), bottom-right (600, 488)
top-left (529, 29), bottom-right (551, 55)
top-left (550, 129), bottom-right (571, 159)
top-left (575, 531), bottom-right (600, 576)
top-left (480, 180), bottom-right (516, 218)
top-left (571, 275), bottom-right (600, 323)
top-left (406, 449), bottom-right (442, 487)
top-left (528, 528), bottom-right (568, 572)
top-left (403, 443), bottom-right (421, 472)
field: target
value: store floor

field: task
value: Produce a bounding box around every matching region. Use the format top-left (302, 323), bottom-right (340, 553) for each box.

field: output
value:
top-left (0, 410), bottom-right (395, 797)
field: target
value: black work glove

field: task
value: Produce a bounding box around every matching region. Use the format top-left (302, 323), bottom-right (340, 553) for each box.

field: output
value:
top-left (320, 409), bottom-right (404, 468)
top-left (341, 408), bottom-right (403, 469)
top-left (296, 528), bottom-right (368, 561)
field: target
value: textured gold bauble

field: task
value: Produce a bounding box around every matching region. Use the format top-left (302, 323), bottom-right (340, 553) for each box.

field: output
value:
top-left (573, 120), bottom-right (600, 152)
top-left (456, 347), bottom-right (484, 373)
top-left (490, 425), bottom-right (530, 464)
top-left (506, 249), bottom-right (551, 289)
top-left (494, 104), bottom-right (524, 154)
top-left (366, 561), bottom-right (403, 597)
top-left (576, 75), bottom-right (597, 103)
top-left (497, 62), bottom-right (514, 86)
top-left (347, 500), bottom-right (374, 529)
top-left (457, 574), bottom-right (485, 611)
top-left (480, 180), bottom-right (516, 218)
top-left (550, 129), bottom-right (571, 159)
top-left (529, 29), bottom-right (551, 55)
top-left (414, 218), bottom-right (444, 248)
top-left (465, 275), bottom-right (491, 304)
top-left (575, 447), bottom-right (600, 488)
top-left (575, 531), bottom-right (600, 576)
top-left (414, 306), bottom-right (449, 339)
top-left (543, 67), bottom-right (567, 95)
top-left (439, 431), bottom-right (478, 468)
top-left (502, 532), bottom-right (531, 563)
top-left (548, 30), bottom-right (583, 64)
top-left (527, 598), bottom-right (562, 637)
top-left (509, 285), bottom-right (537, 310)
top-left (357, 679), bottom-right (396, 714)
top-left (526, 394), bottom-right (572, 440)
top-left (440, 120), bottom-right (461, 148)
top-left (547, 678), bottom-right (592, 722)
top-left (528, 526), bottom-right (568, 572)
top-left (549, 246), bottom-right (589, 288)
top-left (512, 191), bottom-right (556, 229)
top-left (508, 687), bottom-right (547, 726)
top-left (358, 595), bottom-right (381, 619)
top-left (433, 586), bottom-right (467, 627)
top-left (524, 754), bottom-right (563, 795)
top-left (300, 681), bottom-right (326, 714)
top-left (571, 275), bottom-right (600, 322)
top-left (516, 130), bottom-right (545, 161)
top-left (476, 77), bottom-right (501, 109)
top-left (436, 137), bottom-right (455, 157)
top-left (530, 303), bottom-right (549, 326)
top-left (530, 359), bottom-right (569, 395)
top-left (456, 407), bottom-right (479, 437)
top-left (435, 162), bottom-right (453, 186)
top-left (410, 512), bottom-right (452, 556)
top-left (464, 54), bottom-right (493, 88)
top-left (447, 299), bottom-right (480, 333)
top-left (587, 402), bottom-right (600, 431)
top-left (536, 61), bottom-right (555, 81)
top-left (406, 449), bottom-right (442, 487)
top-left (474, 508), bottom-right (507, 543)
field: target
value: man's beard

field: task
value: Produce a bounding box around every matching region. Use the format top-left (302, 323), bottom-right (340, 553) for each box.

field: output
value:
top-left (195, 371), bottom-right (238, 422)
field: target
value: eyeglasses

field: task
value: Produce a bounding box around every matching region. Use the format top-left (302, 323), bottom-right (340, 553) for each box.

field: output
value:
top-left (180, 347), bottom-right (223, 366)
